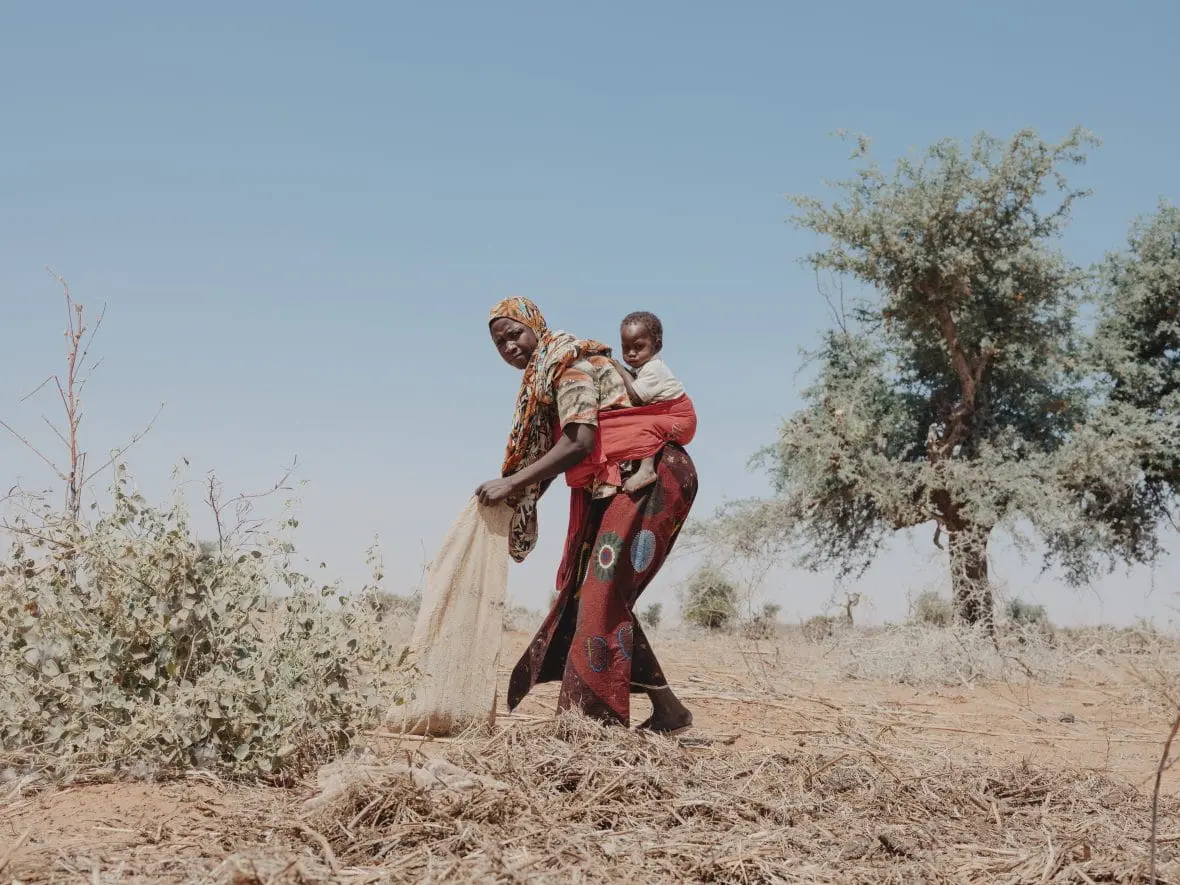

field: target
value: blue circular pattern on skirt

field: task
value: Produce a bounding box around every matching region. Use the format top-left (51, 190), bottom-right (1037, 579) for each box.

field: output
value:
top-left (630, 529), bottom-right (657, 573)
top-left (586, 636), bottom-right (610, 673)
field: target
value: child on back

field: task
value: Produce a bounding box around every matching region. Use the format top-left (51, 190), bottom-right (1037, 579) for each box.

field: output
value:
top-left (611, 311), bottom-right (694, 492)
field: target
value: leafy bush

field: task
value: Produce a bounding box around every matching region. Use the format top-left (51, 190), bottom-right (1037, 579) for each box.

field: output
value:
top-left (681, 565), bottom-right (738, 631)
top-left (912, 591), bottom-right (953, 628)
top-left (641, 602), bottom-right (663, 630)
top-left (1005, 598), bottom-right (1050, 628)
top-left (0, 470), bottom-right (411, 781)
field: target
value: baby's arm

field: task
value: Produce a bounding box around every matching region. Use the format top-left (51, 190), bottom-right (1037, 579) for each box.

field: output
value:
top-left (611, 359), bottom-right (647, 405)
top-left (629, 359), bottom-right (677, 404)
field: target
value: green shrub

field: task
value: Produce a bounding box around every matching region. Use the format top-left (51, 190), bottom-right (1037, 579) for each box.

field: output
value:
top-left (641, 602), bottom-right (663, 630)
top-left (681, 565), bottom-right (738, 631)
top-left (0, 470), bottom-right (411, 781)
top-left (912, 591), bottom-right (953, 628)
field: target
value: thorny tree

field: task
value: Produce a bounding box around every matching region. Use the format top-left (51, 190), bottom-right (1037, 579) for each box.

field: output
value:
top-left (1043, 202), bottom-right (1180, 581)
top-left (706, 128), bottom-right (1102, 627)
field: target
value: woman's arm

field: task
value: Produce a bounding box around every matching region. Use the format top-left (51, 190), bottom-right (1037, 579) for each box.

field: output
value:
top-left (475, 422), bottom-right (595, 505)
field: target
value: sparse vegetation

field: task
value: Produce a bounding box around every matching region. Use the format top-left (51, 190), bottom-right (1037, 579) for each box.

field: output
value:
top-left (372, 589), bottom-right (422, 620)
top-left (0, 282), bottom-right (412, 781)
top-left (912, 590), bottom-right (954, 627)
top-left (0, 467), bottom-right (413, 782)
top-left (742, 601), bottom-right (781, 640)
top-left (503, 602), bottom-right (542, 633)
top-left (680, 564), bottom-right (739, 630)
top-left (801, 613), bottom-right (839, 643)
top-left (1005, 598), bottom-right (1050, 628)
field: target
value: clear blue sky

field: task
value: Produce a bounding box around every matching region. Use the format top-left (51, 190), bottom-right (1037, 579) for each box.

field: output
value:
top-left (2, 1), bottom-right (1177, 626)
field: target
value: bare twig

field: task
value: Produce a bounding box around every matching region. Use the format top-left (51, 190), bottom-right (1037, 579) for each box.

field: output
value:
top-left (294, 822), bottom-right (340, 874)
top-left (1150, 709), bottom-right (1180, 883)
top-left (81, 401), bottom-right (165, 485)
top-left (0, 420), bottom-right (65, 479)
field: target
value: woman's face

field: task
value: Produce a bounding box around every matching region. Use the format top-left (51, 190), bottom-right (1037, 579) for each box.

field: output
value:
top-left (490, 317), bottom-right (538, 370)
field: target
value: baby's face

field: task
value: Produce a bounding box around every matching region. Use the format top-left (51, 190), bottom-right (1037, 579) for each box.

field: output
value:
top-left (621, 322), bottom-right (659, 369)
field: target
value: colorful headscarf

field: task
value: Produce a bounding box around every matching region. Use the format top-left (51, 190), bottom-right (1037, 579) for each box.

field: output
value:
top-left (488, 296), bottom-right (610, 562)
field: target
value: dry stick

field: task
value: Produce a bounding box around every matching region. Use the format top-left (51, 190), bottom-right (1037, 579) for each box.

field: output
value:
top-left (0, 829), bottom-right (31, 874)
top-left (294, 822), bottom-right (340, 874)
top-left (1150, 710), bottom-right (1180, 884)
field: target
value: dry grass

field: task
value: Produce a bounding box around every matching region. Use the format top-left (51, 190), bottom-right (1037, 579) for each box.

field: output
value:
top-left (285, 715), bottom-right (1179, 884)
top-left (717, 621), bottom-right (1180, 696)
top-left (808, 623), bottom-right (1075, 687)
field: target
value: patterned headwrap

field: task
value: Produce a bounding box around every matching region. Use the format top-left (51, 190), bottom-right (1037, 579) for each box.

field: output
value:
top-left (488, 296), bottom-right (610, 562)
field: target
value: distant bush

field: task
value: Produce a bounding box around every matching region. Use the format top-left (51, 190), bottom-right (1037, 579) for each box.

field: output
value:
top-left (912, 591), bottom-right (953, 628)
top-left (0, 470), bottom-right (411, 781)
top-left (1005, 598), bottom-right (1050, 628)
top-left (681, 565), bottom-right (738, 631)
top-left (801, 614), bottom-right (839, 643)
top-left (641, 602), bottom-right (663, 630)
top-left (372, 589), bottom-right (421, 620)
top-left (743, 602), bottom-right (781, 640)
top-left (503, 603), bottom-right (542, 633)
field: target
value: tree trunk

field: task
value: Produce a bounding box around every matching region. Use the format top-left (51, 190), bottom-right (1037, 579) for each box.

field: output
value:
top-left (948, 527), bottom-right (994, 630)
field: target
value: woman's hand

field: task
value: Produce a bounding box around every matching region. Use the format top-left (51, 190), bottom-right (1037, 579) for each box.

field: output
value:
top-left (475, 477), bottom-right (518, 506)
top-left (476, 425), bottom-right (596, 507)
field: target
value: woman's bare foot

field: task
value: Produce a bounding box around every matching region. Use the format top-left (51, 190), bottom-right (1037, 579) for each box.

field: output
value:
top-left (636, 687), bottom-right (693, 735)
top-left (624, 459), bottom-right (658, 494)
top-left (636, 710), bottom-right (693, 735)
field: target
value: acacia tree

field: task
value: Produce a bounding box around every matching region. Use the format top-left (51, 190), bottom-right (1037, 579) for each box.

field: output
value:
top-left (710, 128), bottom-right (1102, 627)
top-left (1041, 203), bottom-right (1180, 579)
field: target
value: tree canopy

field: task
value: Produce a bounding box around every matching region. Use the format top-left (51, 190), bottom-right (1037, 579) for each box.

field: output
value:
top-left (1040, 202), bottom-right (1180, 581)
top-left (700, 127), bottom-right (1176, 625)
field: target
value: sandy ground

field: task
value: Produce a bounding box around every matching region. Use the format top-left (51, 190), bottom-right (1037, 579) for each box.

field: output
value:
top-left (2, 628), bottom-right (1177, 883)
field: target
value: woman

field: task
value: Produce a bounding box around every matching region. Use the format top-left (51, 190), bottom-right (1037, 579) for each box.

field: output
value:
top-left (475, 297), bottom-right (697, 734)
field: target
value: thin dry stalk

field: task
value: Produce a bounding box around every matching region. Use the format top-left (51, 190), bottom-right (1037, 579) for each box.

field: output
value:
top-left (0, 829), bottom-right (31, 875)
top-left (1152, 710), bottom-right (1180, 883)
top-left (2, 270), bottom-right (162, 535)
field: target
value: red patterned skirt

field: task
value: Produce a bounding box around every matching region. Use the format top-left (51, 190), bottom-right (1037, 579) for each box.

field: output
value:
top-left (507, 444), bottom-right (699, 725)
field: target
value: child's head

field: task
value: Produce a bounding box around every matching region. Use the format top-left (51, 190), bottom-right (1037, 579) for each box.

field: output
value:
top-left (620, 311), bottom-right (663, 370)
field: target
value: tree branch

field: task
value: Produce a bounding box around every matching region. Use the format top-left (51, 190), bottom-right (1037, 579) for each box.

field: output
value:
top-left (933, 300), bottom-right (977, 411)
top-left (0, 420), bottom-right (65, 479)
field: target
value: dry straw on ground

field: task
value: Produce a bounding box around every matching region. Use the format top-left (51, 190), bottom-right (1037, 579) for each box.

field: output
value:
top-left (3, 705), bottom-right (1178, 884)
top-left (216, 712), bottom-right (1177, 885)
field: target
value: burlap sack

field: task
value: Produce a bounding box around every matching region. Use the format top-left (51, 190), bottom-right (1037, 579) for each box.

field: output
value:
top-left (389, 498), bottom-right (513, 736)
